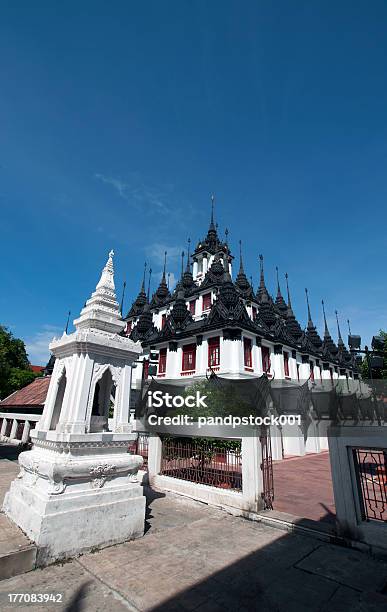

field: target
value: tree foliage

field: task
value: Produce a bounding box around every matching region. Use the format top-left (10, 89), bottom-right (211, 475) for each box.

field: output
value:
top-left (0, 325), bottom-right (39, 400)
top-left (361, 330), bottom-right (387, 379)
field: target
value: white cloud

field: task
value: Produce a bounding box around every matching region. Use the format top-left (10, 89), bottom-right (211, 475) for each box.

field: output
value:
top-left (25, 325), bottom-right (63, 365)
top-left (94, 173), bottom-right (129, 199)
top-left (145, 243), bottom-right (183, 266)
top-left (94, 173), bottom-right (171, 213)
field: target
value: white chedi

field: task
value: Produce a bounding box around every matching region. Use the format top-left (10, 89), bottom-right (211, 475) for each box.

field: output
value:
top-left (3, 251), bottom-right (146, 565)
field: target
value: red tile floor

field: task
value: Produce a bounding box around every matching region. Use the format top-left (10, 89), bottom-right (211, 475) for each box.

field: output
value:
top-left (272, 451), bottom-right (336, 524)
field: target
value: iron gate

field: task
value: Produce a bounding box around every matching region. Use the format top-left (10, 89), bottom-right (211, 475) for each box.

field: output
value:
top-left (260, 426), bottom-right (274, 510)
top-left (353, 447), bottom-right (387, 522)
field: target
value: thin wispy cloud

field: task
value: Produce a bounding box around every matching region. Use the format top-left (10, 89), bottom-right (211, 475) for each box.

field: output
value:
top-left (94, 173), bottom-right (171, 213)
top-left (25, 324), bottom-right (63, 365)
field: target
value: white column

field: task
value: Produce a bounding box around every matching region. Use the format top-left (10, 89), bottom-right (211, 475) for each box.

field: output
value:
top-left (1, 418), bottom-right (7, 436)
top-left (148, 434), bottom-right (162, 479)
top-left (113, 363), bottom-right (133, 433)
top-left (241, 433), bottom-right (264, 511)
top-left (10, 418), bottom-right (18, 441)
top-left (21, 421), bottom-right (31, 443)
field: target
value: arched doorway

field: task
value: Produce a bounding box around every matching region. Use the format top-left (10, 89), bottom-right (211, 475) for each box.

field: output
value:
top-left (90, 368), bottom-right (116, 432)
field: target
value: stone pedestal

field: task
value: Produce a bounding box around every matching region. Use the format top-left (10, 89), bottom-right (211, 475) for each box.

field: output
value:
top-left (3, 430), bottom-right (145, 565)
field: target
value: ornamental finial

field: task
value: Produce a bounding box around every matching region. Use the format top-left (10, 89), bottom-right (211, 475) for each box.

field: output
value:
top-left (335, 309), bottom-right (343, 342)
top-left (285, 273), bottom-right (292, 308)
top-left (305, 288), bottom-right (313, 325)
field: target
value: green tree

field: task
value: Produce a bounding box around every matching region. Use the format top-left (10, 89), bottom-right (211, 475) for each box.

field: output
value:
top-left (361, 330), bottom-right (387, 379)
top-left (0, 325), bottom-right (38, 400)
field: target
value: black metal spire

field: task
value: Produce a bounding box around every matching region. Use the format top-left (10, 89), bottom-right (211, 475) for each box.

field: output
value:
top-left (147, 268), bottom-right (152, 301)
top-left (186, 238), bottom-right (191, 271)
top-left (238, 240), bottom-right (245, 274)
top-left (162, 251), bottom-right (167, 281)
top-left (180, 250), bottom-right (185, 279)
top-left (321, 300), bottom-right (338, 357)
top-left (64, 310), bottom-right (71, 334)
top-left (304, 288), bottom-right (322, 349)
top-left (305, 288), bottom-right (313, 327)
top-left (257, 254), bottom-right (266, 302)
top-left (120, 281), bottom-right (126, 316)
top-left (235, 240), bottom-right (253, 298)
top-left (284, 273), bottom-right (303, 340)
top-left (322, 299), bottom-right (329, 336)
top-left (125, 263), bottom-right (147, 318)
top-left (335, 310), bottom-right (345, 347)
top-left (275, 266), bottom-right (287, 315)
top-left (141, 262), bottom-right (147, 292)
top-left (209, 194), bottom-right (215, 231)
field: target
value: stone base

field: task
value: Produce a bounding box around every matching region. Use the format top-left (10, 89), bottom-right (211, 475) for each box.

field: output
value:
top-left (2, 434), bottom-right (146, 565)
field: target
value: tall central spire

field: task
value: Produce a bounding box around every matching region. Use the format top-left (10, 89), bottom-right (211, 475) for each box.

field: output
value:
top-left (209, 194), bottom-right (215, 230)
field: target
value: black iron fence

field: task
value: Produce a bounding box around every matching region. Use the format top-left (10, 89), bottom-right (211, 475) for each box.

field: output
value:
top-left (353, 448), bottom-right (387, 522)
top-left (160, 436), bottom-right (242, 491)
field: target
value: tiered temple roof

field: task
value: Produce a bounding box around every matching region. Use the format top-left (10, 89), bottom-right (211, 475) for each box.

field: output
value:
top-left (125, 201), bottom-right (355, 369)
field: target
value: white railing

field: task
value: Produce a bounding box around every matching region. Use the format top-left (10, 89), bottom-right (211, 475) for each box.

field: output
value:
top-left (0, 412), bottom-right (40, 446)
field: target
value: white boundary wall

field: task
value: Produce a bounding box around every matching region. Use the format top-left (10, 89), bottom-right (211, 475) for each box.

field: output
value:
top-left (329, 425), bottom-right (387, 552)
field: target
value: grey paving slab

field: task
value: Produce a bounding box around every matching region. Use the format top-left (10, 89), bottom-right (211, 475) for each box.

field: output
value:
top-left (295, 543), bottom-right (387, 592)
top-left (321, 585), bottom-right (387, 612)
top-left (0, 472), bottom-right (387, 611)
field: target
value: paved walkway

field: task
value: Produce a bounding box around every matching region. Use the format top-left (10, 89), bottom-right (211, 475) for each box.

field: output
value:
top-left (0, 474), bottom-right (387, 609)
top-left (273, 452), bottom-right (336, 523)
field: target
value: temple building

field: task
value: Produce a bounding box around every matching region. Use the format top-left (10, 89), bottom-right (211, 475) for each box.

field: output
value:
top-left (124, 200), bottom-right (357, 394)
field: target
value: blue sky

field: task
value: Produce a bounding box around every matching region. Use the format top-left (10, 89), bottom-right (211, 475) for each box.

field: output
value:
top-left (1, 1), bottom-right (386, 364)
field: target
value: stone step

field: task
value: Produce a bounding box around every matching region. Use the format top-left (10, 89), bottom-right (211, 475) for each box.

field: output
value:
top-left (0, 513), bottom-right (37, 580)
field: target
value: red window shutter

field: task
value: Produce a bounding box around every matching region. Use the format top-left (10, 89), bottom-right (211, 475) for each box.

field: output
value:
top-left (244, 338), bottom-right (252, 368)
top-left (158, 348), bottom-right (167, 374)
top-left (161, 314), bottom-right (166, 329)
top-left (143, 360), bottom-right (149, 379)
top-left (189, 300), bottom-right (196, 315)
top-left (252, 306), bottom-right (257, 321)
top-left (284, 351), bottom-right (290, 377)
top-left (208, 337), bottom-right (220, 367)
top-left (182, 344), bottom-right (196, 371)
top-left (262, 346), bottom-right (270, 373)
top-left (126, 321), bottom-right (132, 335)
top-left (202, 293), bottom-right (212, 311)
